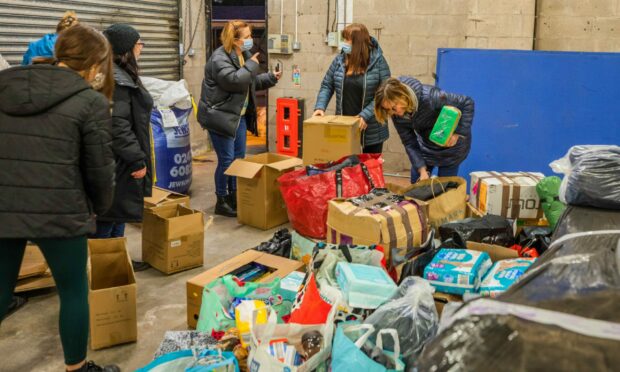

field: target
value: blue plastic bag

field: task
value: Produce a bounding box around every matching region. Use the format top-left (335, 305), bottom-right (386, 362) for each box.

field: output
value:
top-left (331, 323), bottom-right (405, 372)
top-left (137, 349), bottom-right (239, 372)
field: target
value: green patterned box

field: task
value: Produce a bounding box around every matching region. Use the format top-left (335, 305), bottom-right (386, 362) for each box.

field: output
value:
top-left (430, 106), bottom-right (462, 147)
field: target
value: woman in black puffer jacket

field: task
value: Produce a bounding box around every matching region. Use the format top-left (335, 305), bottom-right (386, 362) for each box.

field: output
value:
top-left (198, 20), bottom-right (280, 217)
top-left (95, 25), bottom-right (154, 259)
top-left (0, 25), bottom-right (118, 372)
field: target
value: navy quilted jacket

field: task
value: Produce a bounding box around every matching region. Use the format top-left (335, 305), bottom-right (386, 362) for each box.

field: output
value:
top-left (314, 37), bottom-right (391, 146)
top-left (393, 76), bottom-right (474, 170)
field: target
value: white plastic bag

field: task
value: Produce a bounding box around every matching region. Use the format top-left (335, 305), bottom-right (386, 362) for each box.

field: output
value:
top-left (142, 77), bottom-right (192, 110)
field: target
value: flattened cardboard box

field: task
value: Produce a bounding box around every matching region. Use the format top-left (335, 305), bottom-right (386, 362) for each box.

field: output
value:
top-left (144, 186), bottom-right (190, 209)
top-left (433, 242), bottom-right (518, 314)
top-left (470, 171), bottom-right (545, 220)
top-left (88, 238), bottom-right (137, 350)
top-left (302, 115), bottom-right (361, 165)
top-left (225, 153), bottom-right (302, 230)
top-left (327, 193), bottom-right (429, 260)
top-left (142, 204), bottom-right (205, 275)
top-left (186, 250), bottom-right (304, 329)
top-left (18, 244), bottom-right (48, 280)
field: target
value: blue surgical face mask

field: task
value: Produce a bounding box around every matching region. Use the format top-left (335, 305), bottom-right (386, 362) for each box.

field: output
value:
top-left (241, 38), bottom-right (254, 51)
top-left (340, 42), bottom-right (352, 54)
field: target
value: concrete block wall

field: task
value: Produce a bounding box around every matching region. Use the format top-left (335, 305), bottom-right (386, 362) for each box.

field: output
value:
top-left (265, 0), bottom-right (535, 172)
top-left (535, 0), bottom-right (620, 51)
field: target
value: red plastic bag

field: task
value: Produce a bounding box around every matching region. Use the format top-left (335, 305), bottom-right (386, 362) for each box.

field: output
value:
top-left (289, 273), bottom-right (333, 324)
top-left (278, 154), bottom-right (385, 239)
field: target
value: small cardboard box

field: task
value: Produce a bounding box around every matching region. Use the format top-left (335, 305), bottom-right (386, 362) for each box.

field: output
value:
top-left (432, 241), bottom-right (518, 314)
top-left (142, 204), bottom-right (205, 275)
top-left (326, 191), bottom-right (429, 260)
top-left (302, 115), bottom-right (361, 165)
top-left (186, 250), bottom-right (304, 328)
top-left (225, 153), bottom-right (302, 230)
top-left (470, 171), bottom-right (545, 220)
top-left (144, 186), bottom-right (190, 209)
top-left (88, 238), bottom-right (137, 350)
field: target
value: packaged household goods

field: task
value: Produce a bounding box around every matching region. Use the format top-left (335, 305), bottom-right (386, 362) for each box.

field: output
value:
top-left (423, 248), bottom-right (492, 295)
top-left (336, 262), bottom-right (397, 309)
top-left (479, 258), bottom-right (535, 297)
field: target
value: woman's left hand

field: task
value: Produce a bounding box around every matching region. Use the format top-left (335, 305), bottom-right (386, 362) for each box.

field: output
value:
top-left (358, 116), bottom-right (368, 131)
top-left (446, 134), bottom-right (460, 147)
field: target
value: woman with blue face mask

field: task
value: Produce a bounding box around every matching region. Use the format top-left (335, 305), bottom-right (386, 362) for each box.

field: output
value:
top-left (198, 20), bottom-right (281, 217)
top-left (313, 23), bottom-right (391, 154)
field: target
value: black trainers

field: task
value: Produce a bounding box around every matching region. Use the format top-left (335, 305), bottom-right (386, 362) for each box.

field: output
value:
top-left (131, 260), bottom-right (150, 272)
top-left (215, 196), bottom-right (237, 217)
top-left (71, 361), bottom-right (120, 372)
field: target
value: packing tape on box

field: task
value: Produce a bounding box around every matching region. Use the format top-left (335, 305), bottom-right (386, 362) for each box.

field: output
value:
top-left (442, 298), bottom-right (620, 341)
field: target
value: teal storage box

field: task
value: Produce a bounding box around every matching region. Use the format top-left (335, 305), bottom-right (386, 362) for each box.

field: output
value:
top-left (423, 248), bottom-right (492, 295)
top-left (335, 262), bottom-right (397, 309)
top-left (479, 258), bottom-right (535, 297)
top-left (280, 270), bottom-right (306, 302)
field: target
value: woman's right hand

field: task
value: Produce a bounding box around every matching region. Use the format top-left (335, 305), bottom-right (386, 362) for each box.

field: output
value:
top-left (313, 109), bottom-right (325, 117)
top-left (132, 167), bottom-right (147, 179)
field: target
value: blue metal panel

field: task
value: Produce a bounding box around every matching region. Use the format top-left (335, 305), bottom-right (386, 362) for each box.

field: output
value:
top-left (435, 48), bottom-right (620, 178)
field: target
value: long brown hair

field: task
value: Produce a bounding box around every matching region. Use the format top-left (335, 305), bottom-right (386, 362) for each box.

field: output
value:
top-left (56, 11), bottom-right (79, 33)
top-left (34, 24), bottom-right (114, 99)
top-left (221, 20), bottom-right (251, 54)
top-left (341, 23), bottom-right (372, 75)
top-left (374, 78), bottom-right (419, 124)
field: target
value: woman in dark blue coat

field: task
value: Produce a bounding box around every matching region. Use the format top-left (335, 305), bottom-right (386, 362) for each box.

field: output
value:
top-left (313, 23), bottom-right (391, 154)
top-left (374, 76), bottom-right (474, 182)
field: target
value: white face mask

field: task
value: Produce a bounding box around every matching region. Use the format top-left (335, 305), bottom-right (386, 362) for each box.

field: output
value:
top-left (340, 42), bottom-right (352, 54)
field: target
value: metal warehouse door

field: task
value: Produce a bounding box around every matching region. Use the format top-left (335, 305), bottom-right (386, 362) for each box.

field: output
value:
top-left (0, 0), bottom-right (180, 80)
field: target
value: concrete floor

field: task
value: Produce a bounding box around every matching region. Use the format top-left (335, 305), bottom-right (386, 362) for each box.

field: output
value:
top-left (0, 152), bottom-right (281, 371)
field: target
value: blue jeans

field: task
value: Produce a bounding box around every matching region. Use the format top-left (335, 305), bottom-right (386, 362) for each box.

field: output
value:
top-left (92, 222), bottom-right (126, 238)
top-left (410, 163), bottom-right (460, 183)
top-left (209, 117), bottom-right (247, 197)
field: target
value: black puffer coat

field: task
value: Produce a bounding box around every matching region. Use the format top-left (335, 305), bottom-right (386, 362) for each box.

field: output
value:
top-left (98, 64), bottom-right (154, 223)
top-left (393, 76), bottom-right (474, 170)
top-left (0, 65), bottom-right (115, 238)
top-left (197, 46), bottom-right (278, 138)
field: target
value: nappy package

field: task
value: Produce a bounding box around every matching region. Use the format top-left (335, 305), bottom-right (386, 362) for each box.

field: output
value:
top-left (335, 262), bottom-right (397, 309)
top-left (479, 258), bottom-right (536, 297)
top-left (424, 248), bottom-right (493, 295)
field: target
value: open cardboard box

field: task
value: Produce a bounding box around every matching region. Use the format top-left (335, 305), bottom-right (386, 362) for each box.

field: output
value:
top-left (225, 153), bottom-right (302, 230)
top-left (142, 204), bottom-right (207, 275)
top-left (88, 238), bottom-right (137, 350)
top-left (186, 250), bottom-right (304, 328)
top-left (433, 241), bottom-right (518, 315)
top-left (144, 186), bottom-right (190, 210)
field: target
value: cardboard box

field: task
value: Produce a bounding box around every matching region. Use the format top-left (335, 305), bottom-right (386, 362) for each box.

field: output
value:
top-left (142, 204), bottom-right (205, 275)
top-left (326, 191), bottom-right (429, 260)
top-left (432, 242), bottom-right (518, 314)
top-left (88, 238), bottom-right (137, 350)
top-left (470, 172), bottom-right (545, 220)
top-left (225, 153), bottom-right (302, 230)
top-left (186, 250), bottom-right (304, 328)
top-left (302, 115), bottom-right (361, 165)
top-left (465, 202), bottom-right (484, 218)
top-left (144, 186), bottom-right (190, 209)
top-left (18, 244), bottom-right (48, 280)
top-left (15, 271), bottom-right (55, 293)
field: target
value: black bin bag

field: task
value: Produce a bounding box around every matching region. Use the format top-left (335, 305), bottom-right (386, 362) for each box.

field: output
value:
top-left (439, 214), bottom-right (515, 247)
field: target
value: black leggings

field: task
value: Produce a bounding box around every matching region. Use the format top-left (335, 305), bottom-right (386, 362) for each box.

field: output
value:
top-left (0, 236), bottom-right (89, 365)
top-left (362, 142), bottom-right (384, 154)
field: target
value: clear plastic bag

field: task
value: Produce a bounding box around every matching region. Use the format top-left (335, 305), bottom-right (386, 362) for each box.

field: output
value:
top-left (363, 277), bottom-right (439, 369)
top-left (550, 145), bottom-right (620, 210)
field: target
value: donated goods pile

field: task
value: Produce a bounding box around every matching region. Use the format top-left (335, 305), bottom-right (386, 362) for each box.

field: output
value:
top-left (118, 114), bottom-right (618, 372)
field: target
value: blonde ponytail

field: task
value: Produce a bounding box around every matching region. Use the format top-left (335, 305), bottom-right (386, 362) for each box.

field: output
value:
top-left (56, 11), bottom-right (79, 33)
top-left (220, 20), bottom-right (250, 53)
